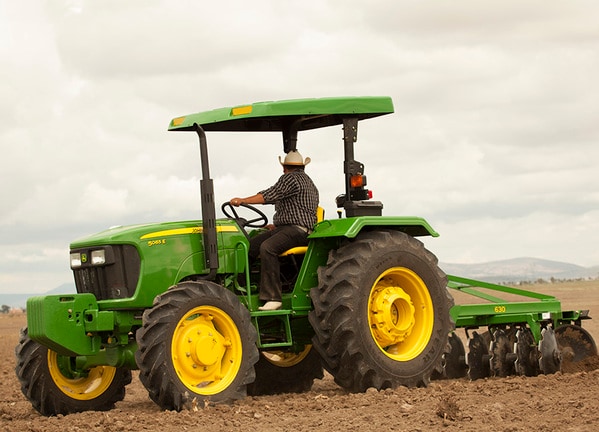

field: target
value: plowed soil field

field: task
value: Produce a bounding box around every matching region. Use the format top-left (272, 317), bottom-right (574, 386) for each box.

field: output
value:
top-left (2, 280), bottom-right (599, 432)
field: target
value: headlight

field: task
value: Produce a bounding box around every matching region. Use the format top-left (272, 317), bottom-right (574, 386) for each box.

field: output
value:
top-left (70, 252), bottom-right (82, 268)
top-left (91, 249), bottom-right (106, 265)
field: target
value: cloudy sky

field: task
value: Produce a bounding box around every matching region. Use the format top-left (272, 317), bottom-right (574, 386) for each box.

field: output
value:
top-left (1, 1), bottom-right (598, 294)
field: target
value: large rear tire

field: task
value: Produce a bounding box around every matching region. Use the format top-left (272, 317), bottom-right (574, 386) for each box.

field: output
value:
top-left (309, 230), bottom-right (453, 391)
top-left (135, 281), bottom-right (259, 411)
top-left (15, 327), bottom-right (131, 416)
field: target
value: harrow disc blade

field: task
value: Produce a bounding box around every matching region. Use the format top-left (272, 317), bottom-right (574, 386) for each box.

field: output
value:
top-left (444, 332), bottom-right (468, 379)
top-left (490, 328), bottom-right (517, 377)
top-left (514, 328), bottom-right (540, 377)
top-left (539, 326), bottom-right (561, 375)
top-left (555, 324), bottom-right (598, 373)
top-left (467, 331), bottom-right (491, 380)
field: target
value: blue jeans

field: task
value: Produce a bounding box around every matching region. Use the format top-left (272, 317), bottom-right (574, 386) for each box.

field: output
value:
top-left (249, 225), bottom-right (309, 302)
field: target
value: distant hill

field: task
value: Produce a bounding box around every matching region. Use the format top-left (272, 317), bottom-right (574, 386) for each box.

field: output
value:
top-left (1, 258), bottom-right (598, 309)
top-left (0, 283), bottom-right (75, 309)
top-left (440, 257), bottom-right (599, 284)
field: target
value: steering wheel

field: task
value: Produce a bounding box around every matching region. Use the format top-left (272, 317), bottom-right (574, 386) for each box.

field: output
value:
top-left (221, 202), bottom-right (268, 228)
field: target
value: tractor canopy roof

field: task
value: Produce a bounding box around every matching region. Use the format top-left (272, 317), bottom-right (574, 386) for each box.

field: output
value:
top-left (168, 96), bottom-right (394, 132)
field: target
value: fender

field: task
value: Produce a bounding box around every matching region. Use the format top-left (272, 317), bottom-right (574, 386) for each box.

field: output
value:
top-left (308, 216), bottom-right (440, 239)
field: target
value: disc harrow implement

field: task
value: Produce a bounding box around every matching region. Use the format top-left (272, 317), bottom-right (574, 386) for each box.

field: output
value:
top-left (434, 275), bottom-right (597, 381)
top-left (489, 327), bottom-right (517, 377)
top-left (555, 324), bottom-right (598, 373)
top-left (514, 327), bottom-right (540, 377)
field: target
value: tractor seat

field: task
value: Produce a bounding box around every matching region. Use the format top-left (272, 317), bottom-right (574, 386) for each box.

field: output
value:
top-left (280, 207), bottom-right (324, 257)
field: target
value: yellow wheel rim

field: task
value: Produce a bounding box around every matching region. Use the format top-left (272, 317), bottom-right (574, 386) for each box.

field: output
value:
top-left (171, 305), bottom-right (243, 395)
top-left (47, 351), bottom-right (117, 401)
top-left (368, 267), bottom-right (434, 361)
top-left (261, 345), bottom-right (312, 368)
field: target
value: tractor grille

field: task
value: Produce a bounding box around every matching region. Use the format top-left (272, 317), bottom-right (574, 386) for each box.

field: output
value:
top-left (71, 245), bottom-right (140, 300)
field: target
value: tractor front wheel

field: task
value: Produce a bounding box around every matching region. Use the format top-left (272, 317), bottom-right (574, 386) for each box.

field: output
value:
top-left (15, 328), bottom-right (131, 416)
top-left (309, 230), bottom-right (453, 391)
top-left (135, 281), bottom-right (259, 411)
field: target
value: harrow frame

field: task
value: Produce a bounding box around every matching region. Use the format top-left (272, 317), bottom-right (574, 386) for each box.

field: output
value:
top-left (448, 275), bottom-right (590, 343)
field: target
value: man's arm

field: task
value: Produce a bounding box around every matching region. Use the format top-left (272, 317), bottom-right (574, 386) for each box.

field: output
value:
top-left (230, 193), bottom-right (265, 207)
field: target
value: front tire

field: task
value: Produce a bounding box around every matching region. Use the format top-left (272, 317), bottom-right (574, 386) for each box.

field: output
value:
top-left (15, 327), bottom-right (131, 416)
top-left (135, 281), bottom-right (259, 411)
top-left (309, 230), bottom-right (453, 391)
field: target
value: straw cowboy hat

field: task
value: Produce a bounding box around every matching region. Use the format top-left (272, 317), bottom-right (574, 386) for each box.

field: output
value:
top-left (278, 150), bottom-right (311, 166)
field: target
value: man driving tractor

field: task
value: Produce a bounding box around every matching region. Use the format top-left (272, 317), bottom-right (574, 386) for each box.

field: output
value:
top-left (230, 150), bottom-right (319, 310)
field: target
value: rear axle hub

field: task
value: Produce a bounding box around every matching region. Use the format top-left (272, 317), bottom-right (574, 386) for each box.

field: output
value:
top-left (369, 279), bottom-right (416, 347)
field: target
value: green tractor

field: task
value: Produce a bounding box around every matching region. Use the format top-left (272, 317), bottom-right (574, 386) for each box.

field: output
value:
top-left (16, 97), bottom-right (596, 416)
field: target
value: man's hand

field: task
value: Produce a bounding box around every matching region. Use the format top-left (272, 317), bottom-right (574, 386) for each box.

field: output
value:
top-left (229, 193), bottom-right (265, 207)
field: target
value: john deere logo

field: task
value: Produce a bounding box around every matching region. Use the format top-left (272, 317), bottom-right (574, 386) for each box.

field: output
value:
top-left (81, 253), bottom-right (88, 263)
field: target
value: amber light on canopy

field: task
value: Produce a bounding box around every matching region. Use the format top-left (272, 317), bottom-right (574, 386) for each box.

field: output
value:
top-left (350, 175), bottom-right (365, 188)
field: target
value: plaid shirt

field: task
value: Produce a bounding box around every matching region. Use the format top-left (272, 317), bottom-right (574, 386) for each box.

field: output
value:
top-left (259, 171), bottom-right (319, 229)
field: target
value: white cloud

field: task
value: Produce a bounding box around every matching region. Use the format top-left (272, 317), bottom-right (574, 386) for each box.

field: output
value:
top-left (425, 209), bottom-right (599, 267)
top-left (0, 244), bottom-right (70, 293)
top-left (1, 0), bottom-right (598, 295)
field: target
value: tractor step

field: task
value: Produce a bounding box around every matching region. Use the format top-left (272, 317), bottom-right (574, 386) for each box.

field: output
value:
top-left (251, 309), bottom-right (294, 349)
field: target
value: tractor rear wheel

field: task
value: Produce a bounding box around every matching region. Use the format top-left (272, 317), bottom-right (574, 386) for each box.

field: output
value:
top-left (247, 345), bottom-right (323, 396)
top-left (135, 281), bottom-right (259, 411)
top-left (309, 230), bottom-right (453, 391)
top-left (15, 327), bottom-right (131, 416)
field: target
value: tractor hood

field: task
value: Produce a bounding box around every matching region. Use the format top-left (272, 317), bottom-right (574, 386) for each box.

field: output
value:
top-left (69, 220), bottom-right (205, 249)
